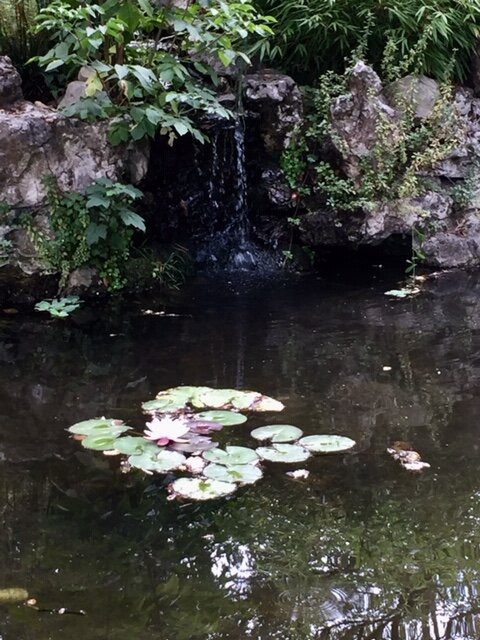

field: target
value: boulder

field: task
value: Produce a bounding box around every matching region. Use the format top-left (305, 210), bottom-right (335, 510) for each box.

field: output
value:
top-left (385, 75), bottom-right (439, 119)
top-left (0, 101), bottom-right (149, 208)
top-left (0, 56), bottom-right (23, 107)
top-left (330, 62), bottom-right (398, 180)
top-left (244, 71), bottom-right (303, 157)
top-left (57, 80), bottom-right (88, 110)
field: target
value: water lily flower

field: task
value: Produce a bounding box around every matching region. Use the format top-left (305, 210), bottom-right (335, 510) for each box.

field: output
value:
top-left (144, 416), bottom-right (190, 446)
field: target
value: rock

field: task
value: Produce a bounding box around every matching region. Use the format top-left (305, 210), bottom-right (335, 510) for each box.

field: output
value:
top-left (57, 80), bottom-right (87, 109)
top-left (77, 66), bottom-right (95, 82)
top-left (244, 71), bottom-right (303, 157)
top-left (422, 232), bottom-right (480, 268)
top-left (0, 56), bottom-right (23, 107)
top-left (0, 101), bottom-right (149, 208)
top-left (330, 61), bottom-right (398, 180)
top-left (386, 75), bottom-right (439, 119)
top-left (65, 266), bottom-right (102, 295)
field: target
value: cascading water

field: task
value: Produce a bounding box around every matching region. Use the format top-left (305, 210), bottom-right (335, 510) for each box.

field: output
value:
top-left (198, 116), bottom-right (278, 271)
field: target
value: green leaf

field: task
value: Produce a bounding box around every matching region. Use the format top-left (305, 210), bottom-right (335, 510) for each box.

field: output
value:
top-left (195, 410), bottom-right (247, 426)
top-left (298, 435), bottom-right (356, 454)
top-left (119, 210), bottom-right (146, 231)
top-left (203, 446), bottom-right (258, 466)
top-left (251, 425), bottom-right (303, 443)
top-left (169, 477), bottom-right (237, 501)
top-left (204, 463), bottom-right (263, 485)
top-left (45, 59), bottom-right (64, 72)
top-left (68, 418), bottom-right (130, 437)
top-left (82, 434), bottom-right (119, 451)
top-left (86, 223), bottom-right (108, 245)
top-left (128, 448), bottom-right (186, 472)
top-left (173, 121), bottom-right (189, 136)
top-left (256, 444), bottom-right (311, 463)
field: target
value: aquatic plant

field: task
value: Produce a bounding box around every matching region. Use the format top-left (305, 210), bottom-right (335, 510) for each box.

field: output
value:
top-left (34, 296), bottom-right (82, 318)
top-left (67, 385), bottom-right (357, 501)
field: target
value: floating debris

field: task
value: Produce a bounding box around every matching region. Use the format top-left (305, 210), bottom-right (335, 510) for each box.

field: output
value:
top-left (387, 441), bottom-right (431, 473)
top-left (286, 469), bottom-right (310, 480)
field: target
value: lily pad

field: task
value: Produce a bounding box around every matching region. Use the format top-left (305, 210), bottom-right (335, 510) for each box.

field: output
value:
top-left (204, 463), bottom-right (263, 485)
top-left (197, 388), bottom-right (237, 409)
top-left (169, 477), bottom-right (237, 501)
top-left (251, 396), bottom-right (285, 412)
top-left (68, 418), bottom-right (130, 437)
top-left (256, 443), bottom-right (311, 463)
top-left (299, 435), bottom-right (356, 453)
top-left (195, 410), bottom-right (247, 426)
top-left (230, 391), bottom-right (261, 410)
top-left (203, 445), bottom-right (259, 466)
top-left (82, 434), bottom-right (119, 451)
top-left (251, 424), bottom-right (303, 443)
top-left (128, 448), bottom-right (186, 472)
top-left (141, 398), bottom-right (186, 413)
top-left (384, 287), bottom-right (420, 298)
top-left (112, 436), bottom-right (151, 456)
top-left (169, 436), bottom-right (218, 453)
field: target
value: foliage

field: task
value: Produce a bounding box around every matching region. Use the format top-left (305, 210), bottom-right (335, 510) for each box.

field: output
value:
top-left (282, 69), bottom-right (461, 215)
top-left (34, 295), bottom-right (82, 317)
top-left (256, 0), bottom-right (480, 83)
top-left (0, 0), bottom-right (51, 100)
top-left (32, 0), bottom-right (274, 144)
top-left (127, 244), bottom-right (191, 290)
top-left (23, 176), bottom-right (145, 290)
top-left (67, 385), bottom-right (356, 500)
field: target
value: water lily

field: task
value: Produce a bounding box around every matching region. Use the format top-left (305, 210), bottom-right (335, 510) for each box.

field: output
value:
top-left (144, 416), bottom-right (190, 446)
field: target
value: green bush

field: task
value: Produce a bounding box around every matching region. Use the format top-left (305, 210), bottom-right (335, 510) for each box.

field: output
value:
top-left (281, 67), bottom-right (461, 213)
top-left (23, 176), bottom-right (146, 290)
top-left (32, 0), bottom-right (274, 144)
top-left (255, 0), bottom-right (480, 83)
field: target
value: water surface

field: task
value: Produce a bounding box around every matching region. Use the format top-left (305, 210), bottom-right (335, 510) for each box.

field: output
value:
top-left (2, 270), bottom-right (480, 639)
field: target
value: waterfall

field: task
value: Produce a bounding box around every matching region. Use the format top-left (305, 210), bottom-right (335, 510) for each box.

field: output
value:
top-left (198, 116), bottom-right (277, 271)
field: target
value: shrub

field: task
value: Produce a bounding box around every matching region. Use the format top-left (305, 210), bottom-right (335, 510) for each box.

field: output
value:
top-left (32, 0), bottom-right (274, 144)
top-left (255, 0), bottom-right (480, 83)
top-left (23, 176), bottom-right (146, 290)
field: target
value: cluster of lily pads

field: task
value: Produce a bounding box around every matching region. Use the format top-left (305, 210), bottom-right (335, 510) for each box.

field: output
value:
top-left (67, 386), bottom-right (356, 501)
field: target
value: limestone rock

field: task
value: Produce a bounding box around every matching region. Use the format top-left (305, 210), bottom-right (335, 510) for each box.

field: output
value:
top-left (330, 61), bottom-right (398, 180)
top-left (57, 80), bottom-right (88, 110)
top-left (0, 101), bottom-right (149, 208)
top-left (244, 71), bottom-right (303, 156)
top-left (386, 75), bottom-right (439, 119)
top-left (0, 56), bottom-right (23, 107)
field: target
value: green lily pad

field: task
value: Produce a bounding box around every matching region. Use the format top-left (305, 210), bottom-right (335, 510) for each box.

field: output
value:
top-left (82, 434), bottom-right (119, 451)
top-left (197, 388), bottom-right (237, 408)
top-left (128, 448), bottom-right (186, 472)
top-left (169, 477), bottom-right (237, 501)
top-left (113, 436), bottom-right (151, 456)
top-left (256, 443), bottom-right (311, 463)
top-left (250, 396), bottom-right (285, 412)
top-left (251, 424), bottom-right (303, 443)
top-left (195, 410), bottom-right (247, 426)
top-left (204, 463), bottom-right (263, 485)
top-left (142, 398), bottom-right (186, 413)
top-left (203, 445), bottom-right (259, 466)
top-left (299, 435), bottom-right (356, 453)
top-left (68, 418), bottom-right (130, 437)
top-left (230, 391), bottom-right (261, 410)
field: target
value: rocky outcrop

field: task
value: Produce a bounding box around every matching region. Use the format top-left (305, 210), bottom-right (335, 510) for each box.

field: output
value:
top-left (0, 55), bottom-right (149, 291)
top-left (297, 62), bottom-right (480, 269)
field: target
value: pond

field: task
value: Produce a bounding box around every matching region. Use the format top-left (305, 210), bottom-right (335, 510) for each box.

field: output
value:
top-left (1, 268), bottom-right (480, 639)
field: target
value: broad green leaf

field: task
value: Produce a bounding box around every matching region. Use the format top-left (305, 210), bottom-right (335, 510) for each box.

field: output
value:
top-left (195, 410), bottom-right (247, 426)
top-left (256, 443), bottom-right (311, 463)
top-left (128, 448), bottom-right (185, 472)
top-left (204, 463), bottom-right (263, 485)
top-left (299, 435), bottom-right (356, 453)
top-left (86, 223), bottom-right (107, 245)
top-left (85, 73), bottom-right (103, 96)
top-left (68, 418), bottom-right (129, 437)
top-left (113, 436), bottom-right (151, 455)
top-left (169, 477), bottom-right (237, 501)
top-left (251, 424), bottom-right (303, 443)
top-left (82, 434), bottom-right (119, 451)
top-left (119, 210), bottom-right (146, 231)
top-left (203, 446), bottom-right (258, 466)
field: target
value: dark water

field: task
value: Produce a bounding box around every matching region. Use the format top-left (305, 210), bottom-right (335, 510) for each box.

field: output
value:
top-left (2, 270), bottom-right (480, 639)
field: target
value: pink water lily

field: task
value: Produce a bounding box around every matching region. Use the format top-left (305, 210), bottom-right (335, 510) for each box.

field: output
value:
top-left (144, 416), bottom-right (190, 446)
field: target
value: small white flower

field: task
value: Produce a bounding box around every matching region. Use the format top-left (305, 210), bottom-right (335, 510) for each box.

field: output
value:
top-left (144, 416), bottom-right (189, 445)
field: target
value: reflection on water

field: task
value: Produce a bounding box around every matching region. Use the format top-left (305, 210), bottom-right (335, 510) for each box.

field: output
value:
top-left (2, 270), bottom-right (480, 638)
